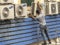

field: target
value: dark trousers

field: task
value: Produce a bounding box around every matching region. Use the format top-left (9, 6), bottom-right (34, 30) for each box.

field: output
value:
top-left (40, 25), bottom-right (51, 44)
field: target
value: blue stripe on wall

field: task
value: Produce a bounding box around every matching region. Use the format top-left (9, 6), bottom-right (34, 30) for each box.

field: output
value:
top-left (0, 14), bottom-right (60, 45)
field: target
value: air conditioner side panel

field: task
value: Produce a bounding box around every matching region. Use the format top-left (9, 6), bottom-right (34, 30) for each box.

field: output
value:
top-left (31, 2), bottom-right (37, 16)
top-left (45, 2), bottom-right (49, 15)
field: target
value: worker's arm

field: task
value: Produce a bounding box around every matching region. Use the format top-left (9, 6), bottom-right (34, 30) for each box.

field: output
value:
top-left (28, 13), bottom-right (36, 20)
top-left (37, 2), bottom-right (43, 11)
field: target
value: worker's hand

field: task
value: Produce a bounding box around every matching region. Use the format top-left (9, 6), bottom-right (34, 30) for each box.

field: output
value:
top-left (28, 13), bottom-right (33, 18)
top-left (28, 13), bottom-right (36, 20)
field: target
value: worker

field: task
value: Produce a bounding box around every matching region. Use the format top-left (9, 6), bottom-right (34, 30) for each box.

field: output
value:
top-left (28, 1), bottom-right (51, 45)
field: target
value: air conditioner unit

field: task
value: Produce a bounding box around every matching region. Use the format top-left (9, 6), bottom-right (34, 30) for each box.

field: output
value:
top-left (31, 2), bottom-right (37, 16)
top-left (45, 2), bottom-right (50, 15)
top-left (15, 3), bottom-right (28, 18)
top-left (0, 4), bottom-right (14, 20)
top-left (58, 2), bottom-right (60, 14)
top-left (0, 0), bottom-right (14, 4)
top-left (49, 2), bottom-right (58, 15)
top-left (45, 2), bottom-right (58, 15)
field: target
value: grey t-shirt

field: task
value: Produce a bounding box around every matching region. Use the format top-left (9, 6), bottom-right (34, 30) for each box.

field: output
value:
top-left (36, 10), bottom-right (46, 26)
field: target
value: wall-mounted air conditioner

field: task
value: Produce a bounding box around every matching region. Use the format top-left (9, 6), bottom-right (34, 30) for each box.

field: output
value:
top-left (15, 3), bottom-right (28, 18)
top-left (0, 4), bottom-right (14, 20)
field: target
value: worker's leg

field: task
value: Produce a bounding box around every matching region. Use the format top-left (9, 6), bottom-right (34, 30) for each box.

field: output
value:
top-left (40, 25), bottom-right (47, 45)
top-left (44, 25), bottom-right (51, 44)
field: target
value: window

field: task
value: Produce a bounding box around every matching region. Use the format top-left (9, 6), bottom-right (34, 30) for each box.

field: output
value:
top-left (21, 0), bottom-right (34, 6)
